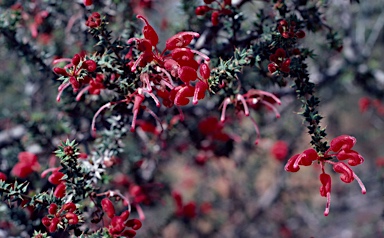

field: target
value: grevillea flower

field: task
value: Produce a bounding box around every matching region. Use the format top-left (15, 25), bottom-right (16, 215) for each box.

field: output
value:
top-left (100, 197), bottom-right (142, 237)
top-left (285, 135), bottom-right (366, 216)
top-left (42, 202), bottom-right (79, 233)
top-left (11, 152), bottom-right (40, 178)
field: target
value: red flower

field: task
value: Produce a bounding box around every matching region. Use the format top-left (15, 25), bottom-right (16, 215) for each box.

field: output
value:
top-left (101, 198), bottom-right (116, 219)
top-left (271, 140), bottom-right (289, 161)
top-left (358, 97), bottom-right (371, 113)
top-left (84, 0), bottom-right (93, 6)
top-left (0, 172), bottom-right (6, 181)
top-left (285, 135), bottom-right (367, 216)
top-left (278, 19), bottom-right (305, 39)
top-left (11, 152), bottom-right (40, 178)
top-left (54, 182), bottom-right (66, 198)
top-left (85, 12), bottom-right (101, 28)
top-left (268, 48), bottom-right (291, 74)
top-left (172, 191), bottom-right (197, 219)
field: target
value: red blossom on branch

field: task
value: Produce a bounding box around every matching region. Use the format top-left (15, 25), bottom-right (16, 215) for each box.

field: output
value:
top-left (268, 48), bottom-right (291, 74)
top-left (285, 135), bottom-right (366, 216)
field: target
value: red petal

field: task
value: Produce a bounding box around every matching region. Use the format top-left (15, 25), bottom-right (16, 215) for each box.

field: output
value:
top-left (330, 135), bottom-right (356, 152)
top-left (333, 162), bottom-right (354, 183)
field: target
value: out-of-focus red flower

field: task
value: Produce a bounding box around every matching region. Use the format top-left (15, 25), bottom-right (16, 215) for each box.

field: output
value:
top-left (172, 191), bottom-right (197, 219)
top-left (11, 152), bottom-right (40, 178)
top-left (0, 172), bottom-right (7, 181)
top-left (376, 157), bottom-right (384, 167)
top-left (359, 97), bottom-right (371, 113)
top-left (271, 140), bottom-right (289, 161)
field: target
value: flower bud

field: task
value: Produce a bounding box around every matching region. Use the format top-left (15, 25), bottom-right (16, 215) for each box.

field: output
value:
top-left (101, 198), bottom-right (115, 219)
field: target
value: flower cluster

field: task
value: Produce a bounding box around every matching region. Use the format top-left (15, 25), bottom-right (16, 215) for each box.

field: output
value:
top-left (91, 14), bottom-right (212, 133)
top-left (101, 198), bottom-right (142, 237)
top-left (85, 12), bottom-right (102, 28)
top-left (278, 19), bottom-right (306, 39)
top-left (53, 52), bottom-right (102, 102)
top-left (268, 48), bottom-right (291, 74)
top-left (285, 135), bottom-right (366, 216)
top-left (42, 202), bottom-right (80, 233)
top-left (195, 0), bottom-right (232, 26)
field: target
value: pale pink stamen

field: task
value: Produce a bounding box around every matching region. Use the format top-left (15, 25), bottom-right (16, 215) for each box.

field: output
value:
top-left (190, 49), bottom-right (210, 62)
top-left (324, 192), bottom-right (331, 216)
top-left (91, 102), bottom-right (112, 133)
top-left (76, 85), bottom-right (90, 101)
top-left (353, 172), bottom-right (367, 194)
top-left (41, 167), bottom-right (59, 178)
top-left (261, 101), bottom-right (281, 118)
top-left (257, 90), bottom-right (281, 105)
top-left (56, 82), bottom-right (71, 102)
top-left (144, 108), bottom-right (164, 132)
top-left (131, 108), bottom-right (139, 133)
top-left (237, 94), bottom-right (250, 116)
top-left (220, 98), bottom-right (232, 122)
top-left (144, 90), bottom-right (161, 107)
top-left (131, 54), bottom-right (144, 72)
top-left (156, 66), bottom-right (175, 89)
top-left (136, 204), bottom-right (145, 220)
top-left (177, 107), bottom-right (185, 122)
top-left (249, 116), bottom-right (261, 145)
top-left (141, 74), bottom-right (152, 92)
top-left (52, 58), bottom-right (72, 65)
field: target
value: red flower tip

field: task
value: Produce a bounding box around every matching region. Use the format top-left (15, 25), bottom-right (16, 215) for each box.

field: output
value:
top-left (54, 182), bottom-right (66, 198)
top-left (195, 6), bottom-right (210, 16)
top-left (178, 66), bottom-right (197, 83)
top-left (84, 0), bottom-right (93, 6)
top-left (336, 150), bottom-right (364, 166)
top-left (284, 154), bottom-right (300, 172)
top-left (166, 32), bottom-right (200, 50)
top-left (48, 203), bottom-right (58, 215)
top-left (53, 67), bottom-right (68, 76)
top-left (63, 202), bottom-right (77, 212)
top-left (319, 173), bottom-right (332, 216)
top-left (137, 15), bottom-right (159, 46)
top-left (65, 212), bottom-right (79, 225)
top-left (126, 218), bottom-right (142, 230)
top-left (199, 63), bottom-right (211, 80)
top-left (333, 162), bottom-right (354, 183)
top-left (101, 198), bottom-right (116, 219)
top-left (211, 11), bottom-right (220, 26)
top-left (330, 135), bottom-right (356, 152)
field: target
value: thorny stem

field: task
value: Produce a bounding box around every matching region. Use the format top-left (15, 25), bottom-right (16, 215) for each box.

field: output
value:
top-left (0, 187), bottom-right (46, 205)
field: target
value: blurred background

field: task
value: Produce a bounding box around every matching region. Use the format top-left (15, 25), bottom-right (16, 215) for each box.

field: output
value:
top-left (0, 0), bottom-right (384, 237)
